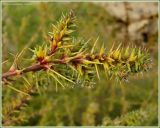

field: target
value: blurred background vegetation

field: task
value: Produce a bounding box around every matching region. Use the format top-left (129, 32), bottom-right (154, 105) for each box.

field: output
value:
top-left (2, 2), bottom-right (158, 126)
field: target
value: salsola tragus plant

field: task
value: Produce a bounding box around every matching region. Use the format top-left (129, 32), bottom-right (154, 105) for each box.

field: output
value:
top-left (2, 10), bottom-right (151, 125)
top-left (2, 10), bottom-right (151, 85)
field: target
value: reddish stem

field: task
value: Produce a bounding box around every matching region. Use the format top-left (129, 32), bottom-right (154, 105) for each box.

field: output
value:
top-left (2, 63), bottom-right (45, 80)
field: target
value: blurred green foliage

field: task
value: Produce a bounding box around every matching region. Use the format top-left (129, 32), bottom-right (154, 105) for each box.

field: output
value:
top-left (2, 2), bottom-right (158, 126)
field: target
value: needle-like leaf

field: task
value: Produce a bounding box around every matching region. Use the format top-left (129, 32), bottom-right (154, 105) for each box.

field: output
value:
top-left (91, 36), bottom-right (99, 54)
top-left (49, 72), bottom-right (65, 88)
top-left (49, 68), bottom-right (75, 84)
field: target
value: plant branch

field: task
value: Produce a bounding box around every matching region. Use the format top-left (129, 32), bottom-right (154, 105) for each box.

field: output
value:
top-left (2, 11), bottom-right (151, 85)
